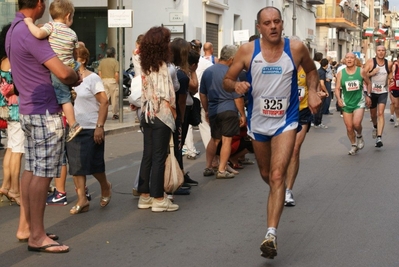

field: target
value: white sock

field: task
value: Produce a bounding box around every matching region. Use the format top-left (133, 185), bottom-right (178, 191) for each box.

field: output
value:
top-left (266, 227), bottom-right (277, 237)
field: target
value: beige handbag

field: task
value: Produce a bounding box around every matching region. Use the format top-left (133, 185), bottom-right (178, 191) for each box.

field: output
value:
top-left (164, 134), bottom-right (184, 193)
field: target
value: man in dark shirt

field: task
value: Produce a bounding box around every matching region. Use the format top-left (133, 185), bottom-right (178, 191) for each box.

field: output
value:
top-left (314, 58), bottom-right (329, 128)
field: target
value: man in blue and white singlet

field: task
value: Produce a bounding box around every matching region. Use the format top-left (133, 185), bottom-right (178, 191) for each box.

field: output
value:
top-left (223, 7), bottom-right (322, 260)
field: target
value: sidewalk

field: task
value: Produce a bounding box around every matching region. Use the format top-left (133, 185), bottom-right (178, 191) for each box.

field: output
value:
top-left (104, 103), bottom-right (140, 135)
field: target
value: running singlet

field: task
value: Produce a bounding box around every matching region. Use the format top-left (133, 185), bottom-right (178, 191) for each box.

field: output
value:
top-left (297, 68), bottom-right (308, 111)
top-left (341, 67), bottom-right (364, 108)
top-left (370, 59), bottom-right (388, 94)
top-left (246, 38), bottom-right (298, 137)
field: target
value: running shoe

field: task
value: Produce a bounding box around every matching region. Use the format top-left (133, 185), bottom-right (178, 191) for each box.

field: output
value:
top-left (216, 171), bottom-right (235, 179)
top-left (375, 137), bottom-right (383, 148)
top-left (390, 117), bottom-right (394, 122)
top-left (395, 121), bottom-right (399, 128)
top-left (203, 168), bottom-right (215, 176)
top-left (372, 128), bottom-right (377, 139)
top-left (284, 190), bottom-right (295, 206)
top-left (348, 145), bottom-right (358, 155)
top-left (356, 136), bottom-right (364, 150)
top-left (260, 233), bottom-right (277, 259)
top-left (46, 190), bottom-right (67, 206)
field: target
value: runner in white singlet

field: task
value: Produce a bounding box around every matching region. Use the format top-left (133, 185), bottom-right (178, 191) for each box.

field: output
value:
top-left (362, 45), bottom-right (393, 148)
top-left (223, 7), bottom-right (322, 260)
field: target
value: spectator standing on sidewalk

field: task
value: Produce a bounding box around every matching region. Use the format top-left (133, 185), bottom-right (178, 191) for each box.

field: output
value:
top-left (98, 47), bottom-right (120, 120)
top-left (137, 26), bottom-right (179, 212)
top-left (66, 45), bottom-right (112, 214)
top-left (323, 56), bottom-right (334, 115)
top-left (314, 58), bottom-right (329, 128)
top-left (7, 0), bottom-right (81, 252)
top-left (200, 45), bottom-right (244, 179)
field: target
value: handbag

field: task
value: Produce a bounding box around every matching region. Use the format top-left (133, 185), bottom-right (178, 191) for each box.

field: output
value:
top-left (187, 95), bottom-right (201, 126)
top-left (128, 75), bottom-right (142, 107)
top-left (0, 119), bottom-right (7, 129)
top-left (164, 134), bottom-right (184, 193)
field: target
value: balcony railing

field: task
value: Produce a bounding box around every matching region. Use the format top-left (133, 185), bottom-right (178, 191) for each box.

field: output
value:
top-left (316, 4), bottom-right (361, 25)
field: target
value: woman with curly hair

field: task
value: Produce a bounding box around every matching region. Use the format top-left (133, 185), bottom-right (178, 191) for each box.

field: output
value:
top-left (137, 26), bottom-right (179, 212)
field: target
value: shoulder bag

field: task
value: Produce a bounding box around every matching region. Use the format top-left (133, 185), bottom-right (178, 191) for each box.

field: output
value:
top-left (164, 134), bottom-right (184, 193)
top-left (128, 74), bottom-right (142, 107)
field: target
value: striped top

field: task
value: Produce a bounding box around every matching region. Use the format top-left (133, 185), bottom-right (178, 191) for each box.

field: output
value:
top-left (41, 22), bottom-right (78, 66)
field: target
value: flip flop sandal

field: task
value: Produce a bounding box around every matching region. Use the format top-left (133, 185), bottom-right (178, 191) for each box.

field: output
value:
top-left (19, 233), bottom-right (59, 242)
top-left (28, 243), bottom-right (69, 253)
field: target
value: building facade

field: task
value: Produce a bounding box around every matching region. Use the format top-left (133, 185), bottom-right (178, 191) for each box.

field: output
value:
top-left (1, 0), bottom-right (320, 69)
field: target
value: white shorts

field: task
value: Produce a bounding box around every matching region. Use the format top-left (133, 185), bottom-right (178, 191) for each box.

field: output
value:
top-left (7, 121), bottom-right (25, 153)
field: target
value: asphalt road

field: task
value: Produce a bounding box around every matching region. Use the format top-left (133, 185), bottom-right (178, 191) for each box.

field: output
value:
top-left (1, 107), bottom-right (399, 267)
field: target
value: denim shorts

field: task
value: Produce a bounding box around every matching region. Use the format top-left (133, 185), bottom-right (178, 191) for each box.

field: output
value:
top-left (51, 61), bottom-right (80, 105)
top-left (20, 113), bottom-right (65, 178)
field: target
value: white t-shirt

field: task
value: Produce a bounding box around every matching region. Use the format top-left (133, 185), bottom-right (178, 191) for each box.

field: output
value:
top-left (74, 73), bottom-right (105, 129)
top-left (194, 57), bottom-right (213, 99)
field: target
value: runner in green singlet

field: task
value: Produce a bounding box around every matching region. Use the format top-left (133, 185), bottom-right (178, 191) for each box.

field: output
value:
top-left (335, 52), bottom-right (370, 155)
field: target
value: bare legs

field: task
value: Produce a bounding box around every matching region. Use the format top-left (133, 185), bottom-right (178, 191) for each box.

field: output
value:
top-left (252, 129), bottom-right (296, 228)
top-left (16, 170), bottom-right (68, 252)
top-left (343, 108), bottom-right (365, 145)
top-left (286, 125), bottom-right (309, 191)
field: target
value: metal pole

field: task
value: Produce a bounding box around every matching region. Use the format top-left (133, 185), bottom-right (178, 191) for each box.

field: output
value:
top-left (118, 0), bottom-right (124, 122)
top-left (292, 0), bottom-right (296, 36)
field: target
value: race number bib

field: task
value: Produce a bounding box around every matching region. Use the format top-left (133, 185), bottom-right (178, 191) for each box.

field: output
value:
top-left (260, 96), bottom-right (288, 117)
top-left (298, 86), bottom-right (305, 102)
top-left (345, 80), bottom-right (360, 92)
top-left (371, 83), bottom-right (387, 94)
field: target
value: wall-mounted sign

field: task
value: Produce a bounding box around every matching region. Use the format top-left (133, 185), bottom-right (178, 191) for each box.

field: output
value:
top-left (164, 25), bottom-right (184, 33)
top-left (108, 9), bottom-right (133, 28)
top-left (170, 12), bottom-right (183, 22)
top-left (233, 29), bottom-right (249, 43)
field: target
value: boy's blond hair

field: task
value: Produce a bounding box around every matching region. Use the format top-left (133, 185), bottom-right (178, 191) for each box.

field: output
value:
top-left (49, 0), bottom-right (75, 20)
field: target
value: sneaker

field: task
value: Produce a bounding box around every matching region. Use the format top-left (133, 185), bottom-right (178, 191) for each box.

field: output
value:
top-left (173, 188), bottom-right (191, 195)
top-left (85, 186), bottom-right (92, 201)
top-left (180, 182), bottom-right (191, 190)
top-left (46, 190), bottom-right (67, 206)
top-left (138, 195), bottom-right (153, 209)
top-left (216, 171), bottom-right (235, 179)
top-left (372, 128), bottom-right (377, 139)
top-left (395, 122), bottom-right (399, 128)
top-left (260, 233), bottom-right (277, 259)
top-left (348, 145), bottom-right (358, 155)
top-left (203, 168), bottom-right (215, 176)
top-left (186, 155), bottom-right (196, 160)
top-left (311, 122), bottom-right (315, 127)
top-left (375, 137), bottom-right (383, 148)
top-left (390, 117), bottom-right (394, 122)
top-left (284, 190), bottom-right (295, 206)
top-left (66, 123), bottom-right (83, 142)
top-left (356, 136), bottom-right (364, 150)
top-left (318, 124), bottom-right (328, 129)
top-left (184, 172), bottom-right (198, 186)
top-left (132, 188), bottom-right (140, 197)
top-left (151, 197), bottom-right (179, 212)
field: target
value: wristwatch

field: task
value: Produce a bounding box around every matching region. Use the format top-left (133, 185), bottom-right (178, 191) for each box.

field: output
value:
top-left (96, 124), bottom-right (104, 128)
